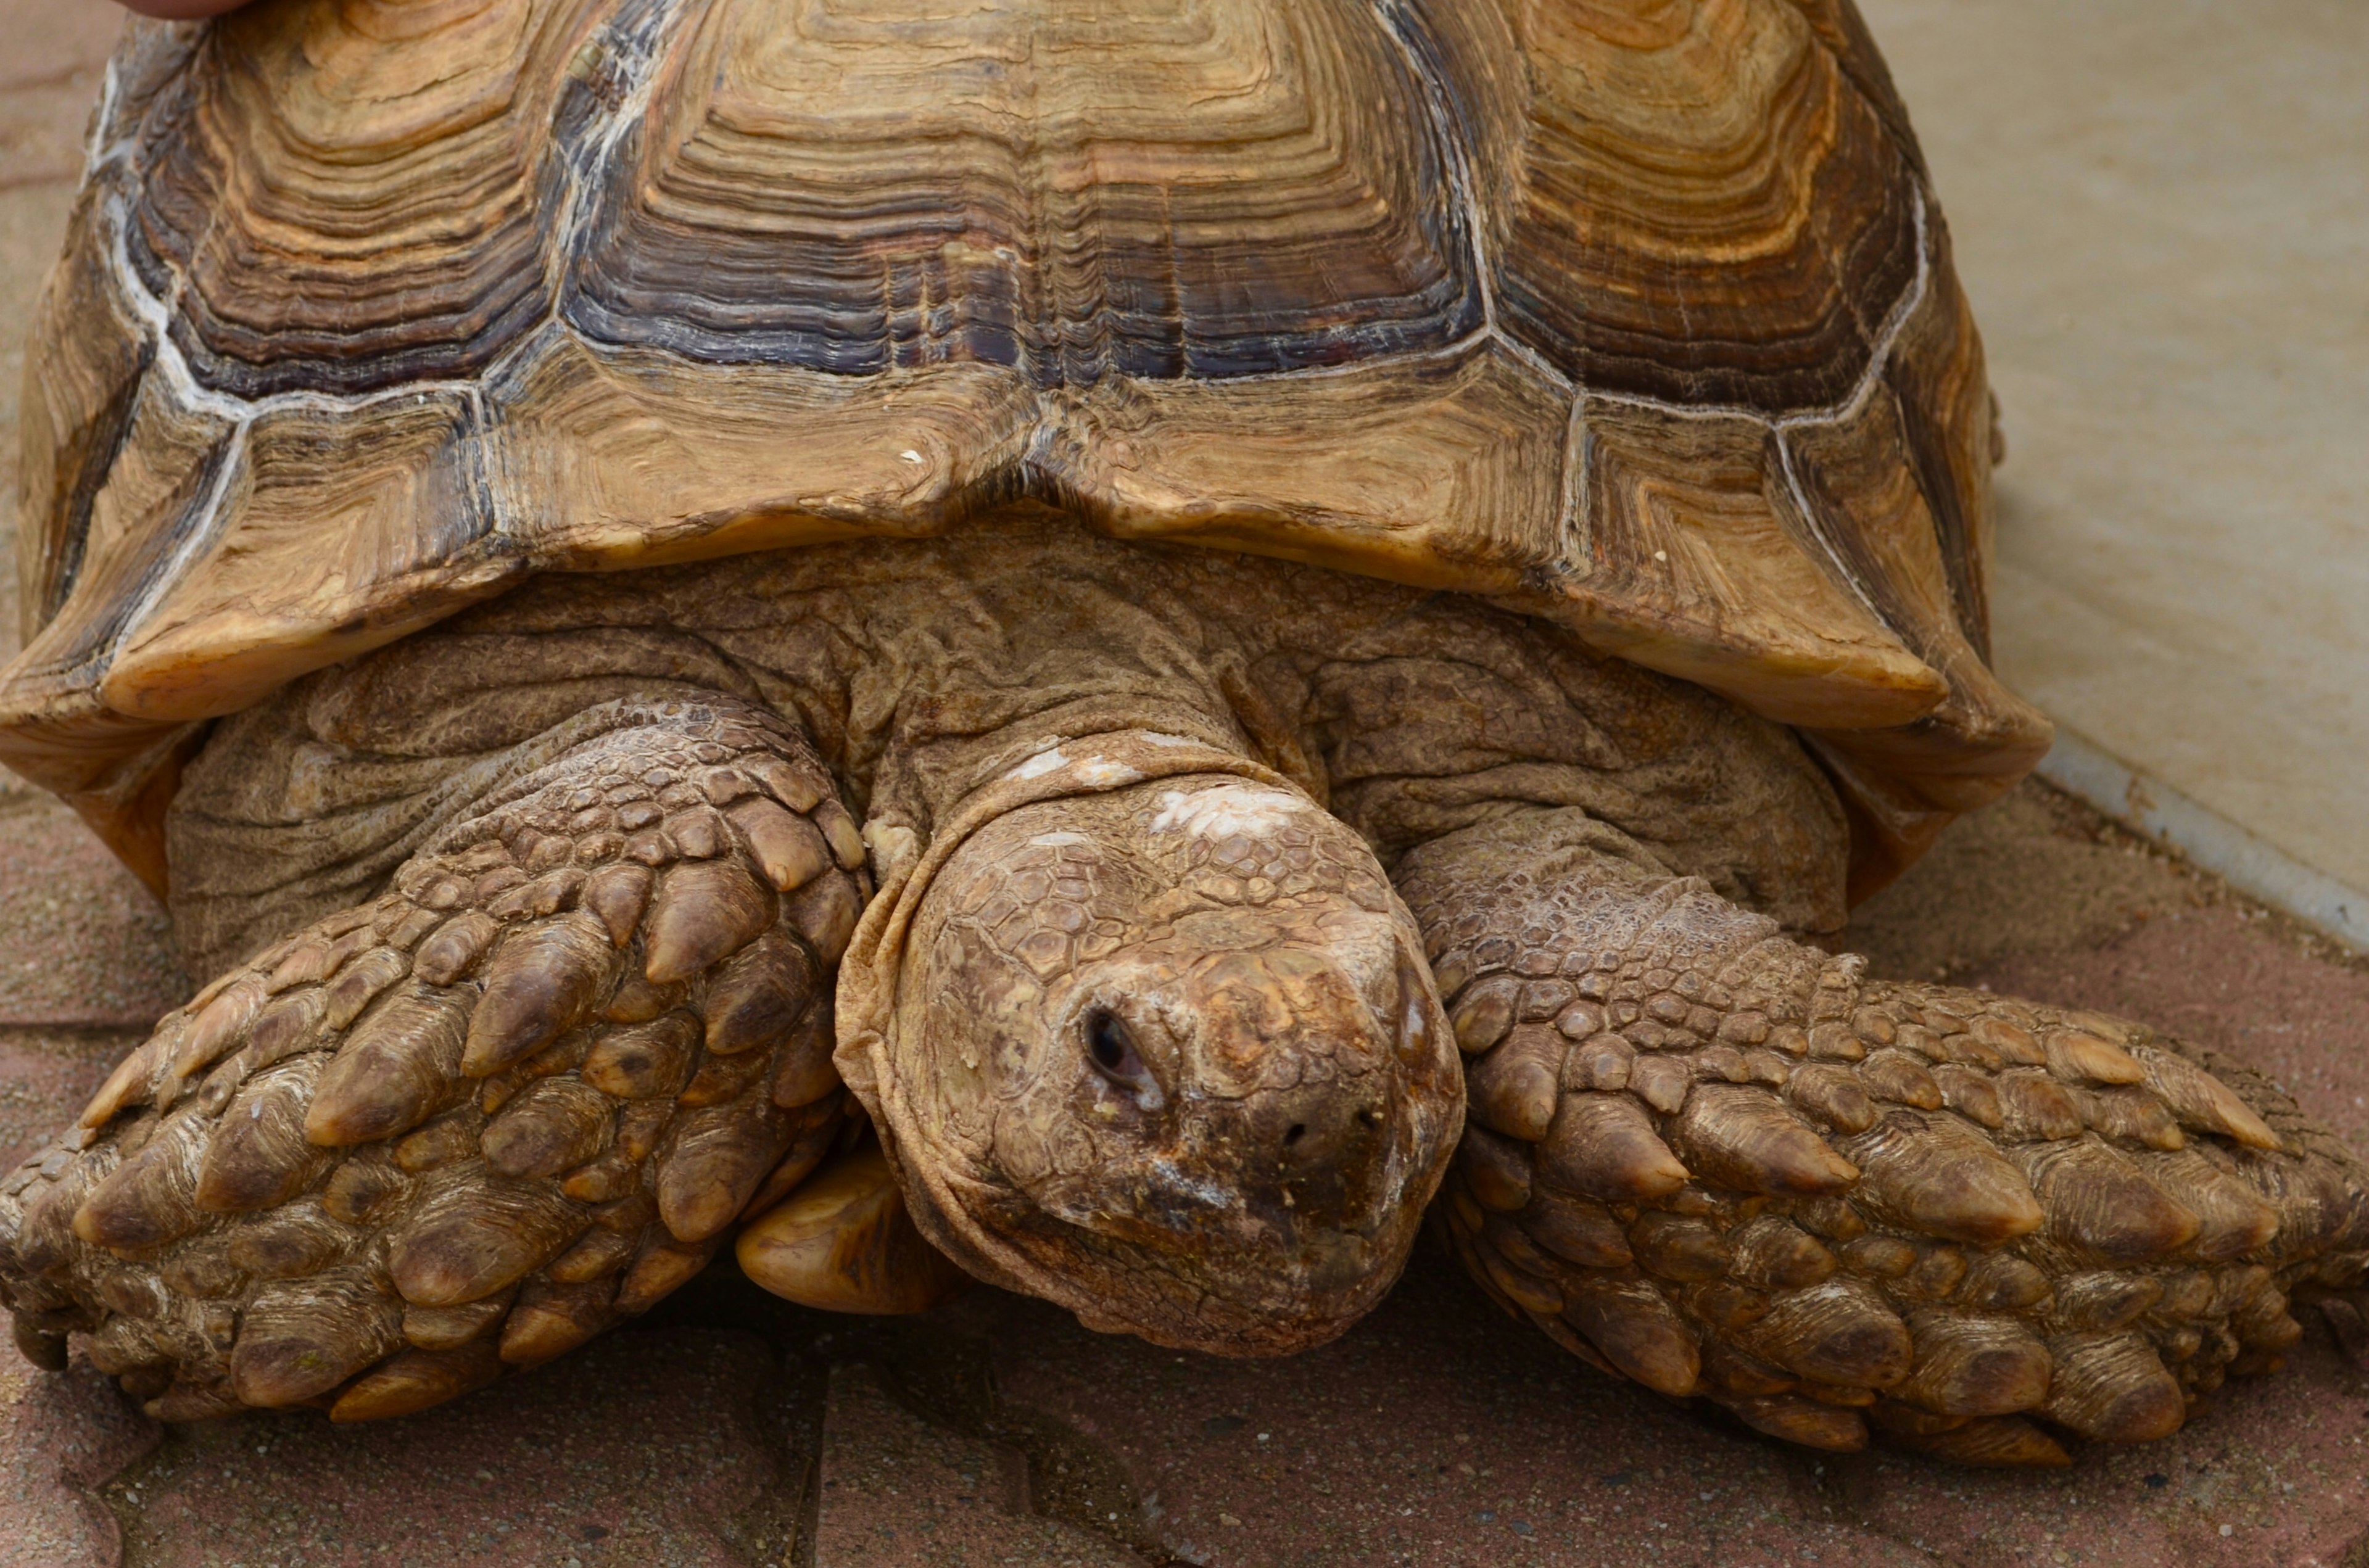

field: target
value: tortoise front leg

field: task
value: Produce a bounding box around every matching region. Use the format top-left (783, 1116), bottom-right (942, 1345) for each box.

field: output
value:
top-left (0, 693), bottom-right (912, 1421)
top-left (1393, 807), bottom-right (2369, 1466)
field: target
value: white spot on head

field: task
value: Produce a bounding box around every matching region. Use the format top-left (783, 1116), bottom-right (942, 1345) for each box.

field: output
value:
top-left (1004, 748), bottom-right (1143, 790)
top-left (1148, 782), bottom-right (1310, 840)
top-left (899, 449), bottom-right (925, 464)
top-left (1007, 748), bottom-right (1067, 782)
top-left (1138, 732), bottom-right (1197, 748)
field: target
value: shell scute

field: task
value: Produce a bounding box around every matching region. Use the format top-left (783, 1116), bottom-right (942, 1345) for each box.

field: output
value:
top-left (4, 0), bottom-right (2044, 895)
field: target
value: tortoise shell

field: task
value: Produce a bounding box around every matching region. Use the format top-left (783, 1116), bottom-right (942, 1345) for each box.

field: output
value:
top-left (3, 0), bottom-right (2046, 897)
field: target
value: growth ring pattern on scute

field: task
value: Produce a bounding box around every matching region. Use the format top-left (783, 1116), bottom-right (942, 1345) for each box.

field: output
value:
top-left (6, 0), bottom-right (2044, 897)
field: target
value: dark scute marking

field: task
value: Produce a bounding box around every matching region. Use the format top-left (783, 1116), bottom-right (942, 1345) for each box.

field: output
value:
top-left (559, 11), bottom-right (1480, 385)
top-left (23, 424), bottom-right (233, 686)
top-left (36, 335), bottom-right (156, 627)
top-left (133, 98), bottom-right (563, 400)
top-left (1783, 0), bottom-right (1930, 181)
top-left (1494, 44), bottom-right (1922, 413)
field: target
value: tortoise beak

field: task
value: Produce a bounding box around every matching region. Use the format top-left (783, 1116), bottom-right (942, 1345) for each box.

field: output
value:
top-left (986, 926), bottom-right (1460, 1355)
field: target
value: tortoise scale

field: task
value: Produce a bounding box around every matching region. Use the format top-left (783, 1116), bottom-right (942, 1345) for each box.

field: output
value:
top-left (1, 0), bottom-right (2360, 1467)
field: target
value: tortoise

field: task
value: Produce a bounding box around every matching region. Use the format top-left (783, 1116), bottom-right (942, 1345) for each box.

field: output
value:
top-left (2, 0), bottom-right (2362, 1467)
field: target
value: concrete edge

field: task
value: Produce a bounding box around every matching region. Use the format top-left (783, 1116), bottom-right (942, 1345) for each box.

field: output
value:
top-left (2035, 727), bottom-right (2369, 954)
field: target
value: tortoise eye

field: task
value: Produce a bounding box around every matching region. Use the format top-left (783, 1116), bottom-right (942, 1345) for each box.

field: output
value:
top-left (1084, 1008), bottom-right (1160, 1105)
top-left (1086, 1009), bottom-right (1137, 1075)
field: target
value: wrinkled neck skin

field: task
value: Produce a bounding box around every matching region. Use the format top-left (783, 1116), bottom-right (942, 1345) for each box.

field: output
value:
top-left (163, 509), bottom-right (1847, 1352)
top-left (172, 508), bottom-right (1846, 977)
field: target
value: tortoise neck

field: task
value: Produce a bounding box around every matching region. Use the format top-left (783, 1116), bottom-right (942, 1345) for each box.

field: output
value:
top-left (863, 701), bottom-right (1269, 870)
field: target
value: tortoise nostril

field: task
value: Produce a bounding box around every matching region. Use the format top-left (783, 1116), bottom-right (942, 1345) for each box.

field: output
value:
top-left (1284, 1123), bottom-right (1307, 1147)
top-left (1355, 1107), bottom-right (1383, 1130)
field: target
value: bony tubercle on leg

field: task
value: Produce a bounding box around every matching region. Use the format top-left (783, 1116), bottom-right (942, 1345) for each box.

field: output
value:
top-left (1400, 809), bottom-right (2369, 1464)
top-left (0, 697), bottom-right (870, 1421)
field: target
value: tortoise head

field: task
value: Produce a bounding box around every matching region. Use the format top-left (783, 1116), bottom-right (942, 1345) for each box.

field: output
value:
top-left (883, 774), bottom-right (1462, 1353)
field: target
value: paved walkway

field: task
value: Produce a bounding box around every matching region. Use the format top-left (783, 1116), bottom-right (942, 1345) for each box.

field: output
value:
top-left (1862, 0), bottom-right (2369, 901)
